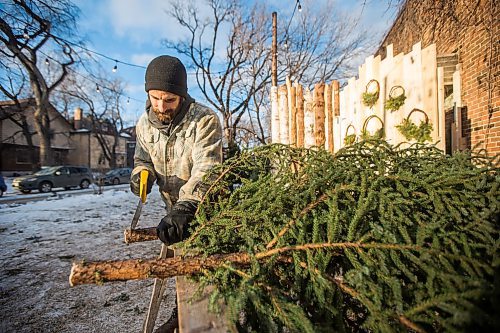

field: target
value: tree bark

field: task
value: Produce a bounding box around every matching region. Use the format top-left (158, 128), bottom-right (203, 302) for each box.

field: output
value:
top-left (123, 227), bottom-right (157, 244)
top-left (69, 252), bottom-right (251, 286)
top-left (69, 242), bottom-right (406, 286)
top-left (313, 83), bottom-right (325, 148)
top-left (295, 83), bottom-right (305, 148)
top-left (34, 102), bottom-right (53, 166)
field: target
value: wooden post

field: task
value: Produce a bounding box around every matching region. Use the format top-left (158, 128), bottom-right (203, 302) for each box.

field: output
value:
top-left (295, 83), bottom-right (305, 148)
top-left (437, 66), bottom-right (445, 151)
top-left (304, 88), bottom-right (315, 148)
top-left (176, 279), bottom-right (229, 333)
top-left (314, 83), bottom-right (326, 148)
top-left (270, 12), bottom-right (279, 144)
top-left (278, 85), bottom-right (289, 144)
top-left (290, 86), bottom-right (297, 147)
top-left (332, 80), bottom-right (340, 117)
top-left (453, 66), bottom-right (464, 150)
top-left (286, 77), bottom-right (297, 146)
top-left (271, 86), bottom-right (280, 143)
top-left (272, 12), bottom-right (277, 87)
top-left (325, 83), bottom-right (333, 152)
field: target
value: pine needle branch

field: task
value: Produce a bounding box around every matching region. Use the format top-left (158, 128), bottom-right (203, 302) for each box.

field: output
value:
top-left (266, 192), bottom-right (331, 250)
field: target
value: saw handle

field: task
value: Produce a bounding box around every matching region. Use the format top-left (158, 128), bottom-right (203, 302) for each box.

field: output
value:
top-left (139, 170), bottom-right (149, 203)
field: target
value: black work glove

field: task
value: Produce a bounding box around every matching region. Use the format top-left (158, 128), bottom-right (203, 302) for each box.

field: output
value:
top-left (130, 171), bottom-right (155, 196)
top-left (157, 201), bottom-right (198, 245)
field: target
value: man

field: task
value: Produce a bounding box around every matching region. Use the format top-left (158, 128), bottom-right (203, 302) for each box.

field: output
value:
top-left (131, 55), bottom-right (223, 245)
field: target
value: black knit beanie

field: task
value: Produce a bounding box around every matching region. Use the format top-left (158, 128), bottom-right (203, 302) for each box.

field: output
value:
top-left (145, 55), bottom-right (188, 98)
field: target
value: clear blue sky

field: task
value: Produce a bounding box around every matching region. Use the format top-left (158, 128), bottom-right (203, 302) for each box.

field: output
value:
top-left (73, 0), bottom-right (398, 128)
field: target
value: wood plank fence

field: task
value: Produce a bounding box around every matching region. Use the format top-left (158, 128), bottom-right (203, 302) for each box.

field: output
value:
top-left (271, 42), bottom-right (456, 152)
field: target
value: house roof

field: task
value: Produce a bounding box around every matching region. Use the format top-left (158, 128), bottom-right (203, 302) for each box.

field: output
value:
top-left (0, 98), bottom-right (74, 129)
top-left (1, 98), bottom-right (137, 141)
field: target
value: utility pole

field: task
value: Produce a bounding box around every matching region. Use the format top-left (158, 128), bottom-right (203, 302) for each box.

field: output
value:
top-left (270, 12), bottom-right (279, 143)
top-left (272, 12), bottom-right (277, 87)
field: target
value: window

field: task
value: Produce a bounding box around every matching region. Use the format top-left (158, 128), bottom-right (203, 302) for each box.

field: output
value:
top-left (58, 167), bottom-right (70, 175)
top-left (16, 148), bottom-right (31, 164)
top-left (54, 151), bottom-right (64, 165)
top-left (77, 167), bottom-right (90, 174)
top-left (119, 169), bottom-right (131, 176)
top-left (69, 167), bottom-right (80, 174)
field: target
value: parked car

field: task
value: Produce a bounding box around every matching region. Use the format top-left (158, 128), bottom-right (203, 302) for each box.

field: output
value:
top-left (97, 167), bottom-right (132, 185)
top-left (0, 175), bottom-right (7, 197)
top-left (12, 166), bottom-right (93, 194)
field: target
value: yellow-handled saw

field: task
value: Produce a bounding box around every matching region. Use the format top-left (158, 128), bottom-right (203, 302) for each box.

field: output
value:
top-left (130, 170), bottom-right (149, 230)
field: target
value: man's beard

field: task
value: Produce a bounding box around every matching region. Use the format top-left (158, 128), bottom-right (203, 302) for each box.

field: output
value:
top-left (153, 108), bottom-right (176, 123)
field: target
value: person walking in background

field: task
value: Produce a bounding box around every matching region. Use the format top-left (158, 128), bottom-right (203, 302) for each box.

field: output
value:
top-left (0, 174), bottom-right (7, 197)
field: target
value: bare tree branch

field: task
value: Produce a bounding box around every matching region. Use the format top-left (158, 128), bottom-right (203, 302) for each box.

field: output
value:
top-left (0, 0), bottom-right (82, 166)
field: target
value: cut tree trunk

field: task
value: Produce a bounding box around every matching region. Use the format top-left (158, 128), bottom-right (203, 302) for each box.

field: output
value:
top-left (70, 242), bottom-right (374, 286)
top-left (69, 253), bottom-right (251, 286)
top-left (124, 227), bottom-right (158, 244)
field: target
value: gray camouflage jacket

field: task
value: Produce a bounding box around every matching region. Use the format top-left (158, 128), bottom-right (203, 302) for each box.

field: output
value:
top-left (132, 96), bottom-right (223, 205)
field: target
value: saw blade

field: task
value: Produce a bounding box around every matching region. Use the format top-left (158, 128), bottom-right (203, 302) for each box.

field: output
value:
top-left (130, 199), bottom-right (143, 229)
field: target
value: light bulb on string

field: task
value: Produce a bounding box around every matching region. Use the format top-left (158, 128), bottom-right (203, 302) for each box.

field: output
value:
top-left (112, 61), bottom-right (117, 73)
top-left (45, 58), bottom-right (49, 66)
top-left (23, 28), bottom-right (29, 39)
top-left (96, 84), bottom-right (100, 93)
top-left (298, 3), bottom-right (302, 12)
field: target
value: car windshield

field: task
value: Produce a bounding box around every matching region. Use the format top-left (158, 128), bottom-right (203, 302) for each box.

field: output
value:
top-left (34, 166), bottom-right (60, 175)
top-left (105, 170), bottom-right (119, 176)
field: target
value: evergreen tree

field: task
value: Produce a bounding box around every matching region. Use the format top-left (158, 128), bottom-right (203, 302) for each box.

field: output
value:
top-left (182, 140), bottom-right (499, 332)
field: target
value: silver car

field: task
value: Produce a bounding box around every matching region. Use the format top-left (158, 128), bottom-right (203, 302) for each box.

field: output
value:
top-left (97, 167), bottom-right (132, 185)
top-left (12, 166), bottom-right (93, 194)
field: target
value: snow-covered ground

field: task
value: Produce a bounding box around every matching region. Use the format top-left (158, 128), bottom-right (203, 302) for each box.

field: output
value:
top-left (0, 186), bottom-right (177, 332)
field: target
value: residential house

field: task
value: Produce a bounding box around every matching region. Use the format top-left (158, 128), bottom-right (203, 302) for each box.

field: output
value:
top-left (0, 99), bottom-right (75, 173)
top-left (0, 99), bottom-right (135, 175)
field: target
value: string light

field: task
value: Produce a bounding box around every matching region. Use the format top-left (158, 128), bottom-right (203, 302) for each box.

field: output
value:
top-left (9, 17), bottom-right (218, 76)
top-left (282, 0), bottom-right (301, 49)
top-left (51, 35), bottom-right (227, 76)
top-left (45, 58), bottom-right (49, 66)
top-left (10, 18), bottom-right (226, 77)
top-left (40, 50), bottom-right (145, 106)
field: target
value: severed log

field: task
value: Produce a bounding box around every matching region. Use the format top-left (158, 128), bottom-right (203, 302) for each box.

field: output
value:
top-left (124, 227), bottom-right (158, 244)
top-left (295, 82), bottom-right (305, 148)
top-left (69, 252), bottom-right (251, 286)
top-left (70, 242), bottom-right (376, 286)
top-left (278, 85), bottom-right (289, 144)
top-left (313, 83), bottom-right (326, 148)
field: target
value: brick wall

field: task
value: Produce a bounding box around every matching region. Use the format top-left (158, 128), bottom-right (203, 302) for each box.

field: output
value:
top-left (377, 0), bottom-right (499, 155)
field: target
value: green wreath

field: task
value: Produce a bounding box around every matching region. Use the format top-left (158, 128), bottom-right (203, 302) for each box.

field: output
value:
top-left (361, 115), bottom-right (385, 140)
top-left (384, 85), bottom-right (406, 112)
top-left (396, 108), bottom-right (433, 143)
top-left (343, 124), bottom-right (357, 145)
top-left (362, 79), bottom-right (380, 108)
